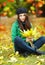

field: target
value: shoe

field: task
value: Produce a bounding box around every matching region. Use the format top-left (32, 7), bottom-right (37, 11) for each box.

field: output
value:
top-left (20, 52), bottom-right (30, 57)
top-left (36, 50), bottom-right (45, 55)
top-left (38, 51), bottom-right (45, 55)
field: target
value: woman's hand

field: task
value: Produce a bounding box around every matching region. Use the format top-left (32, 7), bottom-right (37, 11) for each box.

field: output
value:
top-left (26, 37), bottom-right (33, 43)
top-left (26, 37), bottom-right (34, 47)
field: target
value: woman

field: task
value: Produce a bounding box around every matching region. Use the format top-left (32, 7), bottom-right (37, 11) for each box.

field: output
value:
top-left (11, 7), bottom-right (45, 56)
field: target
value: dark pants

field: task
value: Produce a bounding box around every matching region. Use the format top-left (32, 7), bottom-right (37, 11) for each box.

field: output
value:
top-left (14, 36), bottom-right (45, 55)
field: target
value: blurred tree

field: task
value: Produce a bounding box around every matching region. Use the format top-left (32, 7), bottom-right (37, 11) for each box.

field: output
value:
top-left (0, 0), bottom-right (45, 17)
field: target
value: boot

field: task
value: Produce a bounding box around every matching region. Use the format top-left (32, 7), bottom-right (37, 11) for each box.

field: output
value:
top-left (35, 50), bottom-right (45, 55)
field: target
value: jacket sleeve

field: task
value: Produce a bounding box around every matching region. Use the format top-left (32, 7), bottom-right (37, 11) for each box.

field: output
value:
top-left (11, 22), bottom-right (17, 42)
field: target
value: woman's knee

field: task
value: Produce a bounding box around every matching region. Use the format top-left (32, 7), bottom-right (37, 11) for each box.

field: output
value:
top-left (14, 36), bottom-right (21, 43)
top-left (14, 36), bottom-right (18, 43)
top-left (14, 36), bottom-right (20, 40)
top-left (39, 36), bottom-right (45, 40)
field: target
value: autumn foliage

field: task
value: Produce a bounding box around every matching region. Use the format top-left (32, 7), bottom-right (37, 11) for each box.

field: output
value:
top-left (0, 0), bottom-right (45, 17)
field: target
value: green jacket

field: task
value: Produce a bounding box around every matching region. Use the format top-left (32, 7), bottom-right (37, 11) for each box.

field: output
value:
top-left (11, 20), bottom-right (26, 43)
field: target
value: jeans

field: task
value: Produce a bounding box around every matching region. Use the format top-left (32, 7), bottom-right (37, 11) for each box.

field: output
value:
top-left (14, 36), bottom-right (45, 54)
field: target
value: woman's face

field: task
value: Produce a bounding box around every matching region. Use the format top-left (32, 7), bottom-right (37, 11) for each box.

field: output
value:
top-left (18, 13), bottom-right (26, 22)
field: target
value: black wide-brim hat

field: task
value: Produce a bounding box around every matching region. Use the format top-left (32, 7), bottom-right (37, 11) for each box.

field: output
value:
top-left (16, 7), bottom-right (28, 15)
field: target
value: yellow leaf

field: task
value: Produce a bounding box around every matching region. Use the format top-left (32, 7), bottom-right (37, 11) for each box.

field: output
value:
top-left (37, 62), bottom-right (41, 65)
top-left (0, 56), bottom-right (4, 60)
top-left (15, 51), bottom-right (19, 56)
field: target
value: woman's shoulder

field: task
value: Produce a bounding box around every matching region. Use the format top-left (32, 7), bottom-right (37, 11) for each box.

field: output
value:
top-left (12, 20), bottom-right (18, 26)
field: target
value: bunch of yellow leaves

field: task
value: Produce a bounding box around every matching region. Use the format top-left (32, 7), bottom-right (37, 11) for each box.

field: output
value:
top-left (20, 27), bottom-right (41, 40)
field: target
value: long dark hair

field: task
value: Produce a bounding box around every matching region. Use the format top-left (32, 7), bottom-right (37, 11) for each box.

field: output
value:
top-left (17, 14), bottom-right (31, 31)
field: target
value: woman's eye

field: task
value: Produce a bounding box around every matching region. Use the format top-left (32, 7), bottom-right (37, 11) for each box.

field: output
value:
top-left (24, 15), bottom-right (26, 16)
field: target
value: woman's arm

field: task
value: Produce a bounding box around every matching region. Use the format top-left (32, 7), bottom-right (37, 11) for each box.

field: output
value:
top-left (11, 22), bottom-right (17, 42)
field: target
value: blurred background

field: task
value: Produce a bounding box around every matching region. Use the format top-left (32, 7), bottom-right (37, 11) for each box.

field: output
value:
top-left (0, 0), bottom-right (45, 17)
